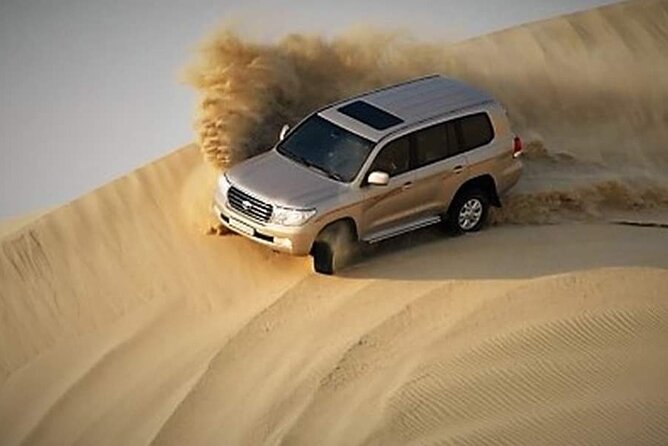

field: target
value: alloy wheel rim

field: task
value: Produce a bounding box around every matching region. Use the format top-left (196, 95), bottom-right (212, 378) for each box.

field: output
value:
top-left (458, 198), bottom-right (483, 230)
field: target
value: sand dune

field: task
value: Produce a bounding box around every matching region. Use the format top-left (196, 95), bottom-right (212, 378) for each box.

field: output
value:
top-left (2, 0), bottom-right (668, 445)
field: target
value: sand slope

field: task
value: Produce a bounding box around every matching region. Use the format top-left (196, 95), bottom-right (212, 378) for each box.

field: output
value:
top-left (2, 0), bottom-right (668, 445)
top-left (2, 145), bottom-right (667, 446)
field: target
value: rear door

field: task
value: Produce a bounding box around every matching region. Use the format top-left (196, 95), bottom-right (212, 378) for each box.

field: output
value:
top-left (409, 120), bottom-right (469, 218)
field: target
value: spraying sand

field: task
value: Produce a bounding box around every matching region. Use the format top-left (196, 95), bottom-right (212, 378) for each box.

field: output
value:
top-left (2, 0), bottom-right (668, 444)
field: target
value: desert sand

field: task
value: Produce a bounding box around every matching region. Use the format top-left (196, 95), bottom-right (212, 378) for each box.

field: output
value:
top-left (2, 0), bottom-right (668, 445)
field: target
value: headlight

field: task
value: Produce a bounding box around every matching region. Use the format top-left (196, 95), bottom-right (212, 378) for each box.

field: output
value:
top-left (270, 206), bottom-right (316, 226)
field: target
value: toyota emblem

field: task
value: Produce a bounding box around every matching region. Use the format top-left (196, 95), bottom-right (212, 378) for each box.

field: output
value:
top-left (241, 200), bottom-right (252, 211)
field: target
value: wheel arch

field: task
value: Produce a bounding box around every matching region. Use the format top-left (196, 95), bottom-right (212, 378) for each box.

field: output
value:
top-left (310, 217), bottom-right (359, 254)
top-left (453, 174), bottom-right (501, 208)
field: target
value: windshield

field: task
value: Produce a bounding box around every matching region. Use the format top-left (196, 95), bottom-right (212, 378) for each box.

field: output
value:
top-left (277, 115), bottom-right (374, 182)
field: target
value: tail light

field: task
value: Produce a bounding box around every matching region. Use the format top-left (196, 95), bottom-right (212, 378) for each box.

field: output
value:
top-left (512, 135), bottom-right (523, 158)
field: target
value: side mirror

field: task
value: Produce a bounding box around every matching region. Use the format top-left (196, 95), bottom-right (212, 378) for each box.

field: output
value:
top-left (367, 171), bottom-right (390, 186)
top-left (279, 124), bottom-right (290, 141)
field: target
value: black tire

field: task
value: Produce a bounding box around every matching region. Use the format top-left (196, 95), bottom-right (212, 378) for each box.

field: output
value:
top-left (444, 189), bottom-right (490, 235)
top-left (312, 221), bottom-right (356, 275)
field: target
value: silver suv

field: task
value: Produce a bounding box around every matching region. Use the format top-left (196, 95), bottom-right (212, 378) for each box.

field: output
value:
top-left (213, 75), bottom-right (523, 274)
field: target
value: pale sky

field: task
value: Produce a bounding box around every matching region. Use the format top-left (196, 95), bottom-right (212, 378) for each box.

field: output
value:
top-left (0, 0), bottom-right (621, 219)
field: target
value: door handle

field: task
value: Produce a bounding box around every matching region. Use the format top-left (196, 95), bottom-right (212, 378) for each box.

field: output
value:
top-left (453, 165), bottom-right (465, 174)
top-left (402, 182), bottom-right (413, 191)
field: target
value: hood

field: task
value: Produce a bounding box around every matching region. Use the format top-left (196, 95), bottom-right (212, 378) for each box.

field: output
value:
top-left (226, 150), bottom-right (346, 208)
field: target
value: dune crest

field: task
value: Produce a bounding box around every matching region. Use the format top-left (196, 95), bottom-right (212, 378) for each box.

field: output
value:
top-left (2, 1), bottom-right (668, 445)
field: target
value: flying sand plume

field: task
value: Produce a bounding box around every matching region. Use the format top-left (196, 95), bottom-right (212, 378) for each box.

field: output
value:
top-left (183, 29), bottom-right (441, 167)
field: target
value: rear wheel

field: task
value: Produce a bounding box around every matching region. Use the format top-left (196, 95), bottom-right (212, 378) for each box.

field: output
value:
top-left (312, 221), bottom-right (356, 275)
top-left (444, 189), bottom-right (489, 234)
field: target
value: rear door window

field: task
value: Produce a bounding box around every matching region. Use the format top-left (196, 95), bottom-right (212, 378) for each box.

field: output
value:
top-left (445, 121), bottom-right (460, 157)
top-left (369, 136), bottom-right (410, 177)
top-left (414, 122), bottom-right (448, 167)
top-left (413, 121), bottom-right (463, 167)
top-left (457, 112), bottom-right (494, 152)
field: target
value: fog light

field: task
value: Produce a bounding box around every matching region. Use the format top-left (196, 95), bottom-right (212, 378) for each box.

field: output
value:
top-left (274, 237), bottom-right (293, 250)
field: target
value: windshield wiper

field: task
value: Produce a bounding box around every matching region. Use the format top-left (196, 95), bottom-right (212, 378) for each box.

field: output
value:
top-left (322, 168), bottom-right (345, 182)
top-left (303, 161), bottom-right (344, 182)
top-left (279, 148), bottom-right (344, 182)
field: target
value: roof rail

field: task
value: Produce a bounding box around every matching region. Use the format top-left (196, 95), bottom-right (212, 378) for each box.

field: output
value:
top-left (313, 74), bottom-right (442, 115)
top-left (380, 98), bottom-right (496, 142)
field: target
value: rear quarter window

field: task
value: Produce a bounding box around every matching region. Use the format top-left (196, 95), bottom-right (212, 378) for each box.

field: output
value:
top-left (458, 112), bottom-right (494, 151)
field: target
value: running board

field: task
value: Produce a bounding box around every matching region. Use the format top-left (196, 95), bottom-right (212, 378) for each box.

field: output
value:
top-left (362, 216), bottom-right (442, 244)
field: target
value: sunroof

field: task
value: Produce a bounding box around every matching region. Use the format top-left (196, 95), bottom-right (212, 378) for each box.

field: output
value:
top-left (338, 100), bottom-right (404, 131)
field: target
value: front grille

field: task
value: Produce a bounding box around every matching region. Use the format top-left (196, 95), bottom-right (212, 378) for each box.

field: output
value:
top-left (227, 186), bottom-right (273, 223)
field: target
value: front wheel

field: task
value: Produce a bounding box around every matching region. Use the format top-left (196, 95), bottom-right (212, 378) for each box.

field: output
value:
top-left (444, 189), bottom-right (490, 234)
top-left (312, 221), bottom-right (356, 275)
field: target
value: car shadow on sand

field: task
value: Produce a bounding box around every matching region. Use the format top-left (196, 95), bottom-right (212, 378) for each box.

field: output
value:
top-left (340, 222), bottom-right (668, 281)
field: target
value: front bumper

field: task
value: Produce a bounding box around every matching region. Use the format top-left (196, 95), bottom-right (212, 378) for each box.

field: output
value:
top-left (212, 194), bottom-right (316, 256)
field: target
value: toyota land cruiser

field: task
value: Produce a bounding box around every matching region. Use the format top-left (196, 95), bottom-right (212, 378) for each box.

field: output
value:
top-left (212, 75), bottom-right (523, 274)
